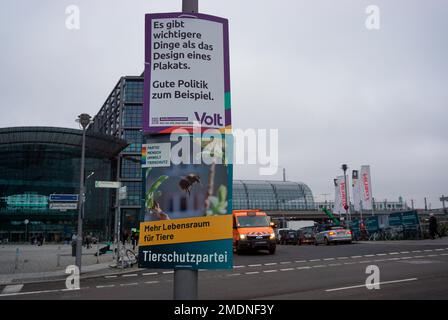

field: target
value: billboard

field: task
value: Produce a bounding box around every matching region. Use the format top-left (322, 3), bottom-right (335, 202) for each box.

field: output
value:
top-left (138, 133), bottom-right (233, 269)
top-left (143, 13), bottom-right (231, 133)
top-left (360, 165), bottom-right (373, 210)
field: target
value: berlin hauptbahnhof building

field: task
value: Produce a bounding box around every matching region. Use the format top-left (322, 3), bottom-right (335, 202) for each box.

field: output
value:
top-left (0, 75), bottom-right (316, 243)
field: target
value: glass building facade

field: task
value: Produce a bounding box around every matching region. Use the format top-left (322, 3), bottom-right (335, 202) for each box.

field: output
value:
top-left (0, 127), bottom-right (127, 242)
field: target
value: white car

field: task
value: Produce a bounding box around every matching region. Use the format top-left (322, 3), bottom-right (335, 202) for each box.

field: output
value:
top-left (315, 227), bottom-right (352, 245)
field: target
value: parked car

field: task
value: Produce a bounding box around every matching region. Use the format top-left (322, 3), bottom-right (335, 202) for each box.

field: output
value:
top-left (315, 226), bottom-right (352, 245)
top-left (278, 229), bottom-right (298, 245)
top-left (297, 227), bottom-right (316, 245)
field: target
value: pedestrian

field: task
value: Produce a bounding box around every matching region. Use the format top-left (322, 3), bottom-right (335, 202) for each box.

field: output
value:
top-left (429, 213), bottom-right (441, 239)
top-left (85, 234), bottom-right (91, 249)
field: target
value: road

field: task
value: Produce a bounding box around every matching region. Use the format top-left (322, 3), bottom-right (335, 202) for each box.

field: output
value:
top-left (1, 240), bottom-right (448, 300)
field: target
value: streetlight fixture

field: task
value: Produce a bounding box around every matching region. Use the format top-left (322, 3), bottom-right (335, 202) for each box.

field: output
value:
top-left (341, 164), bottom-right (349, 223)
top-left (75, 113), bottom-right (93, 272)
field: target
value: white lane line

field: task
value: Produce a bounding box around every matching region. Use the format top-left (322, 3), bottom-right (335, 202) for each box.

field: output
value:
top-left (280, 261), bottom-right (292, 265)
top-left (344, 262), bottom-right (356, 265)
top-left (325, 278), bottom-right (418, 292)
top-left (424, 249), bottom-right (433, 252)
top-left (280, 268), bottom-right (294, 271)
top-left (412, 250), bottom-right (422, 253)
top-left (122, 274), bottom-right (138, 277)
top-left (96, 285), bottom-right (115, 289)
top-left (248, 264), bottom-right (262, 267)
top-left (312, 265), bottom-right (326, 268)
top-left (400, 257), bottom-right (412, 260)
top-left (245, 271), bottom-right (259, 275)
top-left (389, 252), bottom-right (399, 255)
top-left (440, 253), bottom-right (448, 256)
top-left (364, 254), bottom-right (375, 257)
top-left (328, 263), bottom-right (342, 267)
top-left (295, 260), bottom-right (306, 263)
top-left (0, 289), bottom-right (61, 298)
top-left (373, 259), bottom-right (387, 262)
top-left (337, 257), bottom-right (349, 260)
top-left (142, 272), bottom-right (158, 276)
top-left (1, 284), bottom-right (23, 294)
top-left (351, 256), bottom-right (362, 259)
top-left (264, 262), bottom-right (277, 266)
top-left (427, 254), bottom-right (437, 257)
top-left (400, 251), bottom-right (410, 254)
top-left (144, 281), bottom-right (160, 284)
top-left (413, 256), bottom-right (425, 258)
top-left (163, 271), bottom-right (174, 274)
top-left (323, 258), bottom-right (335, 261)
top-left (435, 249), bottom-right (444, 251)
top-left (263, 269), bottom-right (278, 273)
top-left (227, 273), bottom-right (241, 277)
top-left (296, 266), bottom-right (311, 270)
top-left (233, 265), bottom-right (245, 269)
top-left (376, 253), bottom-right (387, 256)
top-left (120, 283), bottom-right (138, 287)
top-left (105, 275), bottom-right (117, 279)
top-left (309, 259), bottom-right (321, 262)
top-left (358, 260), bottom-right (372, 264)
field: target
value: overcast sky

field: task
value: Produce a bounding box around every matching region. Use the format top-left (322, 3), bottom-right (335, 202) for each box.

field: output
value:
top-left (1, 0), bottom-right (447, 209)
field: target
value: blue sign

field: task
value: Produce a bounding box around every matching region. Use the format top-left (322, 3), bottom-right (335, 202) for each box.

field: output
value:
top-left (49, 194), bottom-right (78, 202)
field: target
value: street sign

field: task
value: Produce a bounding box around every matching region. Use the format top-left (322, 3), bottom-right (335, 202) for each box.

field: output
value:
top-left (143, 12), bottom-right (231, 133)
top-left (49, 194), bottom-right (78, 202)
top-left (95, 181), bottom-right (120, 189)
top-left (49, 202), bottom-right (78, 210)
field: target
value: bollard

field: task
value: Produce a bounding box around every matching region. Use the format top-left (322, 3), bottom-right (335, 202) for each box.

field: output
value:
top-left (57, 245), bottom-right (61, 267)
top-left (96, 244), bottom-right (99, 264)
top-left (14, 248), bottom-right (19, 270)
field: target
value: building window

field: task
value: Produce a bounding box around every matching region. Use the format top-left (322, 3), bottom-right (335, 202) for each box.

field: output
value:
top-left (122, 129), bottom-right (142, 153)
top-left (124, 81), bottom-right (143, 103)
top-left (121, 181), bottom-right (141, 206)
top-left (122, 105), bottom-right (142, 128)
top-left (120, 156), bottom-right (141, 179)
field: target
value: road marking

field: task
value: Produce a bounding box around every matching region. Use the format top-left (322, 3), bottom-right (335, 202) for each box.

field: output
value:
top-left (0, 289), bottom-right (61, 298)
top-left (245, 271), bottom-right (259, 275)
top-left (96, 285), bottom-right (115, 289)
top-left (105, 275), bottom-right (117, 279)
top-left (351, 255), bottom-right (362, 259)
top-left (280, 268), bottom-right (294, 271)
top-left (264, 262), bottom-right (277, 266)
top-left (328, 263), bottom-right (342, 267)
top-left (227, 273), bottom-right (241, 277)
top-left (435, 249), bottom-right (444, 251)
top-left (364, 254), bottom-right (375, 257)
top-left (295, 260), bottom-right (306, 263)
top-left (424, 249), bottom-right (433, 252)
top-left (1, 285), bottom-right (23, 294)
top-left (343, 262), bottom-right (356, 265)
top-left (337, 257), bottom-right (348, 260)
top-left (440, 253), bottom-right (448, 256)
top-left (296, 266), bottom-right (311, 270)
top-left (389, 252), bottom-right (399, 255)
top-left (144, 281), bottom-right (160, 284)
top-left (122, 274), bottom-right (138, 277)
top-left (280, 261), bottom-right (292, 264)
top-left (325, 278), bottom-right (418, 292)
top-left (412, 250), bottom-right (422, 253)
top-left (399, 257), bottom-right (412, 260)
top-left (324, 258), bottom-right (335, 261)
top-left (376, 253), bottom-right (387, 256)
top-left (427, 254), bottom-right (437, 257)
top-left (400, 251), bottom-right (410, 254)
top-left (309, 259), bottom-right (321, 262)
top-left (263, 270), bottom-right (278, 273)
top-left (163, 271), bottom-right (174, 274)
top-left (248, 264), bottom-right (262, 267)
top-left (312, 265), bottom-right (326, 268)
top-left (120, 283), bottom-right (138, 287)
top-left (358, 260), bottom-right (371, 264)
top-left (233, 265), bottom-right (245, 269)
top-left (142, 272), bottom-right (158, 276)
top-left (373, 259), bottom-right (387, 262)
top-left (414, 256), bottom-right (425, 258)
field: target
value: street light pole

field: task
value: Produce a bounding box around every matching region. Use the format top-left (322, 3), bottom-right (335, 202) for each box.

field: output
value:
top-left (173, 0), bottom-right (199, 301)
top-left (75, 113), bottom-right (92, 273)
top-left (341, 164), bottom-right (349, 224)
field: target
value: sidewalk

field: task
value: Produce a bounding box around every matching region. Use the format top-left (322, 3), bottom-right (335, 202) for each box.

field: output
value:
top-left (0, 243), bottom-right (140, 285)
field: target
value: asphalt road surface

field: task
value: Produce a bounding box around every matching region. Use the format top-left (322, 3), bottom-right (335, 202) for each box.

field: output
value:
top-left (1, 241), bottom-right (448, 300)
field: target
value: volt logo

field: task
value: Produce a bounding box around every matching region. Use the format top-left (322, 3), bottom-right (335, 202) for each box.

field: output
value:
top-left (194, 112), bottom-right (223, 126)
